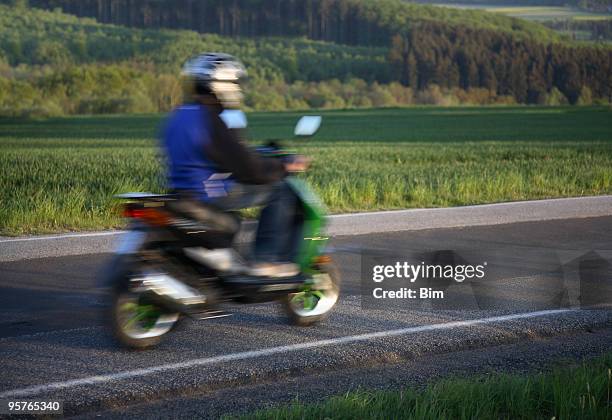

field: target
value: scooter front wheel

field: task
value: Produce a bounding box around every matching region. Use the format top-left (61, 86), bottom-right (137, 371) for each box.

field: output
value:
top-left (283, 261), bottom-right (341, 326)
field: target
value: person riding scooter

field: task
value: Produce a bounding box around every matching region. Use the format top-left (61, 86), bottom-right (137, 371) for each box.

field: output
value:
top-left (161, 52), bottom-right (309, 278)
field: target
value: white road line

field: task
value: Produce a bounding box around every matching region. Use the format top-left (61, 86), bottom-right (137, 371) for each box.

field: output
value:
top-left (0, 308), bottom-right (573, 398)
top-left (0, 231), bottom-right (125, 243)
top-left (328, 195), bottom-right (612, 217)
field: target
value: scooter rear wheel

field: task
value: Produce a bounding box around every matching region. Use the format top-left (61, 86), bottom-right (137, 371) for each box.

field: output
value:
top-left (107, 257), bottom-right (180, 349)
top-left (111, 289), bottom-right (180, 349)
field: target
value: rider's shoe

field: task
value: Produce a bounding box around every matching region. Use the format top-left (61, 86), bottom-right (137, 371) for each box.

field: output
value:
top-left (248, 262), bottom-right (300, 278)
top-left (184, 248), bottom-right (248, 274)
top-left (185, 248), bottom-right (299, 278)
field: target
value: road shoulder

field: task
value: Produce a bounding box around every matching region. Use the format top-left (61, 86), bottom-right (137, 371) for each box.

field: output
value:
top-left (79, 327), bottom-right (612, 419)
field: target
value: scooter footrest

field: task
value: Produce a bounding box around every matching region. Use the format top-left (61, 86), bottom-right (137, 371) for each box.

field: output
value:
top-left (221, 274), bottom-right (306, 291)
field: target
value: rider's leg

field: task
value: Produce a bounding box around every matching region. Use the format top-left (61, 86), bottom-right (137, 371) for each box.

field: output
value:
top-left (210, 180), bottom-right (299, 265)
top-left (253, 181), bottom-right (299, 262)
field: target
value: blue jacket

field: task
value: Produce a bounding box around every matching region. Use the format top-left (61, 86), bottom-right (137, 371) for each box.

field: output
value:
top-left (162, 104), bottom-right (233, 200)
top-left (162, 103), bottom-right (285, 201)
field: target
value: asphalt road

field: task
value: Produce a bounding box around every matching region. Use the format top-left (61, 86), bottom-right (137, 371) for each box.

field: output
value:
top-left (0, 216), bottom-right (611, 418)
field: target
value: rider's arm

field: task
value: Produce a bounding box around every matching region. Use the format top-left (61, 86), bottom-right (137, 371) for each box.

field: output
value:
top-left (204, 109), bottom-right (287, 184)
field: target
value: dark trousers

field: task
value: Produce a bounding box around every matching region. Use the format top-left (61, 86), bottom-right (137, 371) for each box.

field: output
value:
top-left (206, 180), bottom-right (302, 263)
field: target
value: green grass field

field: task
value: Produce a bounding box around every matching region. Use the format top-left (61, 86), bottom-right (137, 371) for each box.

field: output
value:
top-left (234, 353), bottom-right (612, 419)
top-left (434, 4), bottom-right (612, 21)
top-left (1, 106), bottom-right (611, 236)
top-left (486, 6), bottom-right (611, 21)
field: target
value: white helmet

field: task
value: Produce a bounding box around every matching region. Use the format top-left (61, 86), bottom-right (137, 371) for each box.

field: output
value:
top-left (181, 53), bottom-right (247, 109)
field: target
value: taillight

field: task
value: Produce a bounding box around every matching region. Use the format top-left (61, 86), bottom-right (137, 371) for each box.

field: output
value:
top-left (123, 206), bottom-right (170, 226)
top-left (122, 206), bottom-right (139, 218)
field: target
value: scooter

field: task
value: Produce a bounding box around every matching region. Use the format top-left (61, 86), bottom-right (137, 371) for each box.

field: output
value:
top-left (101, 115), bottom-right (340, 349)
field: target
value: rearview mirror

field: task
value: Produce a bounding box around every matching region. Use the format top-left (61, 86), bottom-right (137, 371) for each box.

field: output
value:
top-left (220, 110), bottom-right (247, 129)
top-left (294, 116), bottom-right (322, 137)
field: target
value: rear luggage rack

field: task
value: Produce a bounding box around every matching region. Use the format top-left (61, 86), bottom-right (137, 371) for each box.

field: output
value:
top-left (115, 192), bottom-right (177, 201)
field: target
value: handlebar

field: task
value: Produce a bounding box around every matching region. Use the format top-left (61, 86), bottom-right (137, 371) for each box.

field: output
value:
top-left (257, 141), bottom-right (307, 170)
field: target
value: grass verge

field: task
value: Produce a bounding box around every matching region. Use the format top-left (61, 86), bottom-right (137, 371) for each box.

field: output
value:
top-left (234, 353), bottom-right (612, 419)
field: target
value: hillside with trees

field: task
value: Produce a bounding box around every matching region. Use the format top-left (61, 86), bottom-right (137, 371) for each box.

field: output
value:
top-left (0, 1), bottom-right (610, 117)
top-left (0, 5), bottom-right (390, 81)
top-left (388, 21), bottom-right (611, 103)
top-left (22, 0), bottom-right (564, 44)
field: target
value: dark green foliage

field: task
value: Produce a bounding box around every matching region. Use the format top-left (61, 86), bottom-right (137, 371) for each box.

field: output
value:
top-left (388, 21), bottom-right (612, 104)
top-left (0, 5), bottom-right (389, 80)
top-left (24, 0), bottom-right (564, 44)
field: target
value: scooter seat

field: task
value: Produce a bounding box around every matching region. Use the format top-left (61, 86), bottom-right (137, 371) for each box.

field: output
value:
top-left (166, 199), bottom-right (240, 235)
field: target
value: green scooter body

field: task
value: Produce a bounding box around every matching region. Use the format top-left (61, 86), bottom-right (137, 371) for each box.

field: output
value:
top-left (285, 176), bottom-right (329, 273)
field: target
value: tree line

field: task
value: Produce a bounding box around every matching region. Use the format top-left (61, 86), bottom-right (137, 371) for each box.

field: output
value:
top-left (23, 0), bottom-right (563, 45)
top-left (389, 21), bottom-right (612, 104)
top-left (3, 62), bottom-right (542, 118)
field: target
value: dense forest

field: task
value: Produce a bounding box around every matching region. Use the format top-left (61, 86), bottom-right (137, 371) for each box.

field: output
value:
top-left (0, 1), bottom-right (610, 117)
top-left (21, 0), bottom-right (563, 43)
top-left (389, 21), bottom-right (612, 103)
top-left (0, 5), bottom-right (391, 81)
top-left (0, 4), bottom-right (413, 116)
